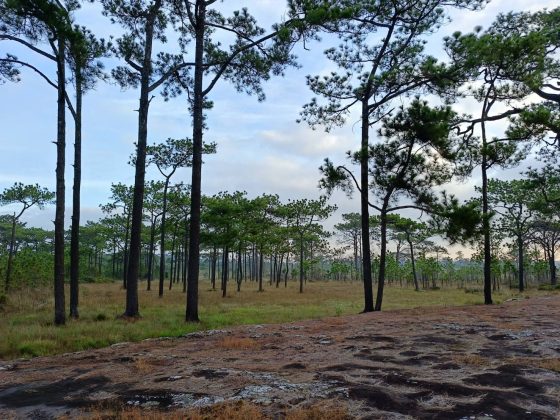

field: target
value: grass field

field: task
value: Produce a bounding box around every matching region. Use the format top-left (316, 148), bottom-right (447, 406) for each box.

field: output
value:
top-left (0, 279), bottom-right (555, 360)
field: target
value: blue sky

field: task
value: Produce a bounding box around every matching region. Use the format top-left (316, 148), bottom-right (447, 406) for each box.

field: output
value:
top-left (0, 0), bottom-right (557, 255)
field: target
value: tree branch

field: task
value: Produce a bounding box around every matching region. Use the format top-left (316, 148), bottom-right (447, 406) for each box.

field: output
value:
top-left (0, 35), bottom-right (57, 61)
top-left (0, 58), bottom-right (57, 89)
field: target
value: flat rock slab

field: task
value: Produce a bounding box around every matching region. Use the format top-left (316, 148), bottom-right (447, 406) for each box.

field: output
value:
top-left (1, 296), bottom-right (559, 419)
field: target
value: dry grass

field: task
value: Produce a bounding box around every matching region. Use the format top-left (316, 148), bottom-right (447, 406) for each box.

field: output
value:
top-left (452, 354), bottom-right (492, 367)
top-left (86, 406), bottom-right (187, 420)
top-left (417, 394), bottom-right (456, 411)
top-left (217, 336), bottom-right (259, 350)
top-left (187, 401), bottom-right (267, 420)
top-left (83, 400), bottom-right (351, 420)
top-left (537, 358), bottom-right (560, 372)
top-left (506, 357), bottom-right (560, 372)
top-left (132, 357), bottom-right (156, 374)
top-left (285, 403), bottom-right (352, 420)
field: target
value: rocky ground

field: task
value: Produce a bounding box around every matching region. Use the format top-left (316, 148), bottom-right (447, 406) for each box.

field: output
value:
top-left (0, 295), bottom-right (559, 419)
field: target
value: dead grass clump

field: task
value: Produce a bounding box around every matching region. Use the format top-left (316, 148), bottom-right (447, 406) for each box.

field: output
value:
top-left (115, 407), bottom-right (184, 420)
top-left (452, 354), bottom-right (491, 367)
top-left (133, 357), bottom-right (155, 374)
top-left (217, 337), bottom-right (259, 350)
top-left (285, 402), bottom-right (352, 420)
top-left (82, 403), bottom-right (186, 420)
top-left (417, 394), bottom-right (455, 411)
top-left (506, 357), bottom-right (560, 372)
top-left (324, 317), bottom-right (347, 326)
top-left (537, 358), bottom-right (560, 372)
top-left (186, 401), bottom-right (267, 420)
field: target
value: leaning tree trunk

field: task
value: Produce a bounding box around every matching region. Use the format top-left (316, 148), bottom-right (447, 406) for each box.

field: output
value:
top-left (70, 70), bottom-right (83, 319)
top-left (54, 36), bottom-right (66, 326)
top-left (186, 1), bottom-right (205, 322)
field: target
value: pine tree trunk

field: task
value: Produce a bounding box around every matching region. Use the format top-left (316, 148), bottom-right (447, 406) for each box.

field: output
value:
top-left (123, 211), bottom-right (130, 289)
top-left (182, 220), bottom-right (188, 293)
top-left (408, 236), bottom-right (419, 292)
top-left (360, 99), bottom-right (374, 312)
top-left (299, 234), bottom-right (304, 293)
top-left (147, 217), bottom-right (156, 291)
top-left (222, 246), bottom-right (229, 298)
top-left (70, 71), bottom-right (82, 319)
top-left (159, 177), bottom-right (170, 297)
top-left (54, 36), bottom-right (66, 326)
top-left (374, 210), bottom-right (388, 311)
top-left (517, 235), bottom-right (524, 292)
top-left (258, 250), bottom-right (264, 292)
top-left (186, 1), bottom-right (205, 322)
top-left (211, 246), bottom-right (217, 290)
top-left (4, 214), bottom-right (16, 293)
top-left (549, 250), bottom-right (557, 286)
top-left (124, 3), bottom-right (160, 317)
top-left (480, 98), bottom-right (493, 305)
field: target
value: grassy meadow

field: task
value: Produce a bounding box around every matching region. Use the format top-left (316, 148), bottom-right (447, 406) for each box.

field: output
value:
top-left (0, 279), bottom-right (555, 360)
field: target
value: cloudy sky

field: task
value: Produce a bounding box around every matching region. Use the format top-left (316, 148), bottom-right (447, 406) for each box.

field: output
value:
top-left (0, 0), bottom-right (557, 253)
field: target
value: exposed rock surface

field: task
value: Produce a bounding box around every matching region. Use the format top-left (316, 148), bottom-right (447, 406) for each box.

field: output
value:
top-left (0, 296), bottom-right (559, 419)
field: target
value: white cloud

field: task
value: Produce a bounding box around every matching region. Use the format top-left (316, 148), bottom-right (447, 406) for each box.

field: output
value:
top-left (259, 126), bottom-right (355, 158)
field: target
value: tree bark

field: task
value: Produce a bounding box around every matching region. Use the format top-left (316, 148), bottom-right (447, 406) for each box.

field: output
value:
top-left (360, 99), bottom-right (374, 312)
top-left (549, 250), bottom-right (557, 286)
top-left (222, 246), bottom-right (229, 297)
top-left (54, 36), bottom-right (66, 326)
top-left (4, 214), bottom-right (16, 293)
top-left (374, 210), bottom-right (387, 311)
top-left (408, 236), bottom-right (419, 292)
top-left (70, 70), bottom-right (82, 319)
top-left (186, 1), bottom-right (205, 322)
top-left (159, 177), bottom-right (170, 297)
top-left (211, 246), bottom-right (217, 290)
top-left (517, 235), bottom-right (524, 292)
top-left (258, 250), bottom-right (264, 292)
top-left (147, 216), bottom-right (157, 291)
top-left (299, 234), bottom-right (304, 293)
top-left (124, 3), bottom-right (159, 318)
top-left (182, 220), bottom-right (189, 292)
top-left (481, 158), bottom-right (493, 304)
top-left (123, 211), bottom-right (130, 289)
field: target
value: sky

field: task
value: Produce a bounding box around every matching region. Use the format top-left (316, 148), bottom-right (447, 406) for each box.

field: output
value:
top-left (0, 0), bottom-right (558, 255)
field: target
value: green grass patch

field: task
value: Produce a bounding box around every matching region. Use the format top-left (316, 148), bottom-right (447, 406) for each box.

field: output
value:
top-left (0, 280), bottom-right (556, 360)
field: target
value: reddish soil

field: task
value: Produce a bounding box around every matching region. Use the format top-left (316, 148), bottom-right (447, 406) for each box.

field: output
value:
top-left (0, 296), bottom-right (559, 419)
